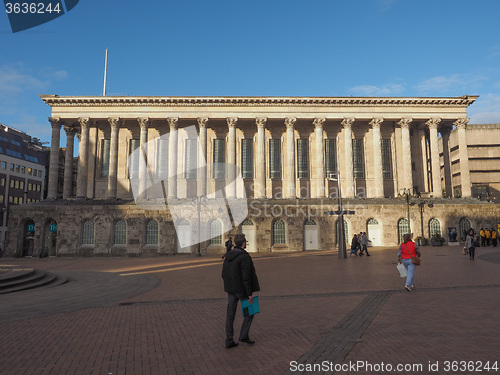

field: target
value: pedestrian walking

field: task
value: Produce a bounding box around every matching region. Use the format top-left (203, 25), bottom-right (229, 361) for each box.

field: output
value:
top-left (359, 232), bottom-right (371, 256)
top-left (466, 229), bottom-right (476, 260)
top-left (398, 233), bottom-right (421, 291)
top-left (222, 236), bottom-right (233, 259)
top-left (222, 233), bottom-right (260, 349)
top-left (350, 234), bottom-right (359, 256)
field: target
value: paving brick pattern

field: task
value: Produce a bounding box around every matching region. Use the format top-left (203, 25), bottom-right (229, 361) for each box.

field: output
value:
top-left (0, 246), bottom-right (499, 375)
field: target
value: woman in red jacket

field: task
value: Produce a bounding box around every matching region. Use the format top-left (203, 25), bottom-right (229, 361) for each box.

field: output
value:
top-left (398, 233), bottom-right (421, 291)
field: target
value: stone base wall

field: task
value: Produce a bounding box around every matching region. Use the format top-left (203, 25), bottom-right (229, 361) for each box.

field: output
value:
top-left (5, 198), bottom-right (500, 257)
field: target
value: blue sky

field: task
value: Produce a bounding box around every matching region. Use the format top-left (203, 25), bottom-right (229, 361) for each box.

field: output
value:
top-left (1, 0), bottom-right (500, 145)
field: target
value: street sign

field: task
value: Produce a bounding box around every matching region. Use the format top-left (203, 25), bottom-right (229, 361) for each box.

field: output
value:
top-left (49, 224), bottom-right (57, 232)
top-left (27, 224), bottom-right (35, 232)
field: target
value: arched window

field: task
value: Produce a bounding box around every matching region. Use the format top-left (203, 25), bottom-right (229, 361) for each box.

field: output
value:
top-left (305, 219), bottom-right (317, 226)
top-left (113, 220), bottom-right (127, 245)
top-left (210, 220), bottom-right (222, 244)
top-left (429, 218), bottom-right (441, 238)
top-left (242, 219), bottom-right (254, 226)
top-left (272, 219), bottom-right (286, 245)
top-left (145, 220), bottom-right (159, 245)
top-left (367, 218), bottom-right (379, 226)
top-left (81, 220), bottom-right (95, 245)
top-left (179, 219), bottom-right (190, 226)
top-left (459, 218), bottom-right (472, 240)
top-left (397, 218), bottom-right (409, 244)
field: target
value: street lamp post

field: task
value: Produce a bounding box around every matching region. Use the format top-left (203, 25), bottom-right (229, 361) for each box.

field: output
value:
top-left (398, 188), bottom-right (415, 235)
top-left (418, 200), bottom-right (434, 239)
top-left (192, 195), bottom-right (207, 257)
top-left (328, 172), bottom-right (347, 259)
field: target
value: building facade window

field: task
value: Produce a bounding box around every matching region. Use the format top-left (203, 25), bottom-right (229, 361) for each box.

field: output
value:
top-left (113, 220), bottom-right (127, 245)
top-left (156, 138), bottom-right (168, 177)
top-left (429, 218), bottom-right (441, 237)
top-left (381, 139), bottom-right (393, 178)
top-left (352, 139), bottom-right (364, 178)
top-left (269, 139), bottom-right (281, 179)
top-left (459, 218), bottom-right (471, 240)
top-left (297, 139), bottom-right (309, 178)
top-left (209, 220), bottom-right (222, 244)
top-left (100, 139), bottom-right (110, 178)
top-left (81, 220), bottom-right (95, 245)
top-left (241, 139), bottom-right (253, 179)
top-left (325, 139), bottom-right (337, 177)
top-left (397, 218), bottom-right (409, 244)
top-left (145, 220), bottom-right (159, 245)
top-left (272, 219), bottom-right (286, 245)
top-left (213, 139), bottom-right (225, 179)
top-left (185, 138), bottom-right (197, 179)
top-left (128, 139), bottom-right (140, 179)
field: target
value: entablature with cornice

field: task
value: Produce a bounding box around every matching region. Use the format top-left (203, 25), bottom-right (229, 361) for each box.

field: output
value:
top-left (40, 94), bottom-right (478, 124)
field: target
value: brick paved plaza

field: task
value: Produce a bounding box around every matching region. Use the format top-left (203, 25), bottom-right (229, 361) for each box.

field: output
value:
top-left (1, 245), bottom-right (499, 375)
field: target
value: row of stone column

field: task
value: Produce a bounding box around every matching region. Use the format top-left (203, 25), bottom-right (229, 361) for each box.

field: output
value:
top-left (46, 116), bottom-right (472, 200)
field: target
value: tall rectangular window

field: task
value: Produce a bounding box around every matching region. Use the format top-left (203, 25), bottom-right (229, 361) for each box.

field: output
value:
top-left (185, 139), bottom-right (197, 179)
top-left (352, 139), bottom-right (364, 178)
top-left (381, 139), bottom-right (393, 178)
top-left (100, 139), bottom-right (110, 178)
top-left (325, 139), bottom-right (337, 177)
top-left (269, 139), bottom-right (281, 179)
top-left (213, 139), bottom-right (225, 179)
top-left (241, 139), bottom-right (253, 179)
top-left (297, 139), bottom-right (309, 178)
top-left (128, 139), bottom-right (140, 179)
top-left (156, 138), bottom-right (168, 178)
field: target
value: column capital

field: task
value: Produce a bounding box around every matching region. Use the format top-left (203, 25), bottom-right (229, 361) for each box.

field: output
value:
top-left (63, 126), bottom-right (76, 136)
top-left (49, 117), bottom-right (62, 128)
top-left (138, 117), bottom-right (151, 129)
top-left (440, 125), bottom-right (453, 136)
top-left (256, 117), bottom-right (267, 128)
top-left (397, 118), bottom-right (413, 129)
top-left (454, 118), bottom-right (469, 130)
top-left (77, 117), bottom-right (90, 128)
top-left (227, 117), bottom-right (238, 128)
top-left (167, 117), bottom-right (178, 129)
top-left (197, 117), bottom-right (208, 128)
top-left (285, 117), bottom-right (296, 128)
top-left (313, 117), bottom-right (326, 129)
top-left (341, 118), bottom-right (355, 128)
top-left (369, 118), bottom-right (384, 129)
top-left (425, 118), bottom-right (441, 130)
top-left (108, 117), bottom-right (121, 128)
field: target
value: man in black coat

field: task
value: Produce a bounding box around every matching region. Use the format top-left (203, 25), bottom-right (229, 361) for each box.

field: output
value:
top-left (222, 233), bottom-right (260, 349)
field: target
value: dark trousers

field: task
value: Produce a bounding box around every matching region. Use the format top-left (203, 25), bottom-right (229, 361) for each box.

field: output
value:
top-left (360, 244), bottom-right (370, 255)
top-left (469, 247), bottom-right (475, 259)
top-left (226, 293), bottom-right (254, 344)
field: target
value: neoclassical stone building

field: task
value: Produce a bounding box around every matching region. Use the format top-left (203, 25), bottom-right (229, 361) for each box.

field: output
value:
top-left (7, 95), bottom-right (500, 257)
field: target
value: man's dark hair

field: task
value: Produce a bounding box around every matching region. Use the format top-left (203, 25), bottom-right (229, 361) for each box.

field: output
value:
top-left (234, 233), bottom-right (246, 247)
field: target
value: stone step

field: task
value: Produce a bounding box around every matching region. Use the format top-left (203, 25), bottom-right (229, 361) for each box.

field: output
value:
top-left (0, 266), bottom-right (68, 294)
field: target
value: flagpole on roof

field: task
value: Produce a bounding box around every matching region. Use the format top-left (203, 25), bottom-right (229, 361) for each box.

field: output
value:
top-left (103, 48), bottom-right (108, 96)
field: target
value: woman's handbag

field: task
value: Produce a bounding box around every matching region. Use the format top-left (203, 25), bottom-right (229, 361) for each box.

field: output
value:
top-left (462, 247), bottom-right (468, 255)
top-left (397, 262), bottom-right (408, 277)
